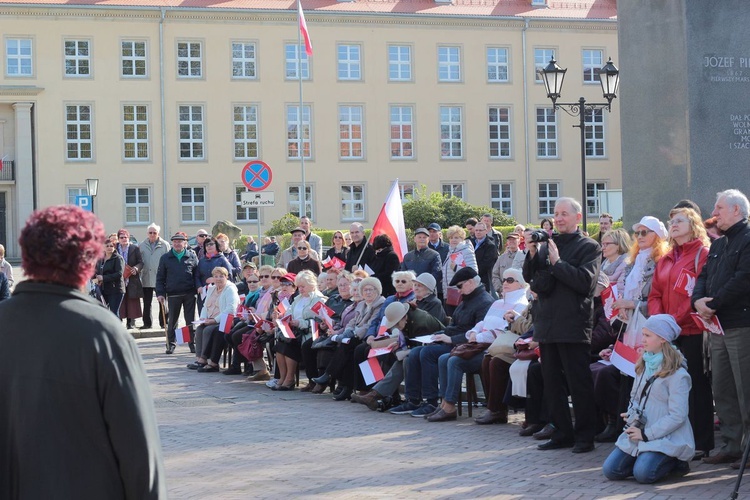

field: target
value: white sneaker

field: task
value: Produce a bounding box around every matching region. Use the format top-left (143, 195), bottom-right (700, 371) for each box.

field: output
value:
top-left (266, 378), bottom-right (279, 388)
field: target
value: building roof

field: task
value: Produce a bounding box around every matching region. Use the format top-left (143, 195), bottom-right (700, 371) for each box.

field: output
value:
top-left (0, 0), bottom-right (617, 20)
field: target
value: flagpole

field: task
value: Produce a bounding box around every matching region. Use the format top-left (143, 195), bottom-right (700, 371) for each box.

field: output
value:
top-left (297, 0), bottom-right (306, 219)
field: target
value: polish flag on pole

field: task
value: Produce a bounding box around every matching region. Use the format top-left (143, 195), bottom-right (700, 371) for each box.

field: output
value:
top-left (298, 2), bottom-right (313, 57)
top-left (309, 319), bottom-right (319, 341)
top-left (370, 180), bottom-right (408, 261)
top-left (359, 357), bottom-right (385, 385)
top-left (610, 340), bottom-right (638, 378)
top-left (277, 297), bottom-right (291, 318)
top-left (219, 313), bottom-right (234, 334)
top-left (175, 326), bottom-right (191, 345)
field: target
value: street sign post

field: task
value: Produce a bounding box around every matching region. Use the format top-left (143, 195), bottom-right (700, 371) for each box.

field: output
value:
top-left (240, 191), bottom-right (275, 208)
top-left (241, 161), bottom-right (273, 192)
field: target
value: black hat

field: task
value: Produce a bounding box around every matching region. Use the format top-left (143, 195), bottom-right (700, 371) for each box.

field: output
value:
top-left (170, 232), bottom-right (188, 241)
top-left (449, 267), bottom-right (478, 287)
top-left (414, 228), bottom-right (430, 237)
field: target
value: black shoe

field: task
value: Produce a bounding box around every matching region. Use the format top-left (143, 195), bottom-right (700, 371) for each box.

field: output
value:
top-left (533, 423), bottom-right (556, 440)
top-left (222, 367), bottom-right (243, 375)
top-left (333, 386), bottom-right (352, 401)
top-left (143, 323), bottom-right (153, 330)
top-left (165, 345), bottom-right (176, 354)
top-left (312, 373), bottom-right (331, 385)
top-left (594, 423), bottom-right (619, 443)
top-left (538, 439), bottom-right (574, 451)
top-left (520, 423), bottom-right (545, 437)
top-left (126, 320), bottom-right (135, 329)
top-left (187, 361), bottom-right (206, 370)
top-left (188, 342), bottom-right (196, 354)
top-left (197, 365), bottom-right (219, 373)
top-left (572, 442), bottom-right (595, 453)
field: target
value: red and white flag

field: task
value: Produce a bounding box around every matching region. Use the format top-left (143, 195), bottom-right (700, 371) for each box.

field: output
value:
top-left (601, 285), bottom-right (619, 321)
top-left (310, 319), bottom-right (319, 341)
top-left (368, 345), bottom-right (395, 358)
top-left (219, 313), bottom-right (234, 334)
top-left (450, 252), bottom-right (466, 268)
top-left (248, 312), bottom-right (262, 324)
top-left (276, 319), bottom-right (296, 339)
top-left (311, 301), bottom-right (335, 329)
top-left (358, 357), bottom-right (385, 385)
top-left (376, 316), bottom-right (389, 338)
top-left (298, 2), bottom-right (313, 57)
top-left (370, 180), bottom-right (408, 261)
top-left (175, 325), bottom-right (191, 345)
top-left (277, 297), bottom-right (291, 318)
top-left (322, 256), bottom-right (346, 270)
top-left (610, 340), bottom-right (639, 378)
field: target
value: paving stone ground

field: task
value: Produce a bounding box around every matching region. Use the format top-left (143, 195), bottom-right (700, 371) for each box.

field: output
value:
top-left (135, 338), bottom-right (741, 500)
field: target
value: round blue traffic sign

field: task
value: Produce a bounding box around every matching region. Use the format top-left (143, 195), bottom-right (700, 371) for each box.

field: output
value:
top-left (241, 161), bottom-right (273, 191)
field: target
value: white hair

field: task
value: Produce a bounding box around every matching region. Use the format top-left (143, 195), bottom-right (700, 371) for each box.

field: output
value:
top-left (148, 222), bottom-right (161, 233)
top-left (391, 270), bottom-right (416, 284)
top-left (717, 189), bottom-right (750, 218)
top-left (555, 197), bottom-right (582, 215)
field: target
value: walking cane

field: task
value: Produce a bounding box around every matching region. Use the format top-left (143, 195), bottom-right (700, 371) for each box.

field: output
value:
top-left (160, 299), bottom-right (169, 349)
top-left (730, 436), bottom-right (750, 499)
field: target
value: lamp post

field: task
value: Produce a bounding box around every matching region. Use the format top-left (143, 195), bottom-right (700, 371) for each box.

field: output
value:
top-left (538, 56), bottom-right (620, 233)
top-left (85, 178), bottom-right (99, 214)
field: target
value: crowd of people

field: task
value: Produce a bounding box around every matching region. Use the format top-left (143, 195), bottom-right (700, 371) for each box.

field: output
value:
top-left (7, 189), bottom-right (750, 489)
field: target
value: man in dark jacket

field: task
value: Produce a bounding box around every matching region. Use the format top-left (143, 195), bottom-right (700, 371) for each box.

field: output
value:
top-left (427, 223), bottom-right (449, 263)
top-left (345, 222), bottom-right (376, 272)
top-left (156, 232), bottom-right (199, 354)
top-left (693, 189), bottom-right (750, 466)
top-left (391, 267), bottom-right (494, 417)
top-left (523, 197), bottom-right (601, 453)
top-left (471, 222), bottom-right (499, 293)
top-left (401, 228), bottom-right (442, 292)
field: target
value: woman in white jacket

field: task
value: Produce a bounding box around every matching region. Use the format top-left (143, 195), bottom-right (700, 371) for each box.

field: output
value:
top-left (190, 267), bottom-right (240, 372)
top-left (603, 314), bottom-right (694, 484)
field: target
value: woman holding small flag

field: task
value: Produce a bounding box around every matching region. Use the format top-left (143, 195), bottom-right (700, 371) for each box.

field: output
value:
top-left (325, 230), bottom-right (350, 263)
top-left (647, 207), bottom-right (712, 459)
top-left (189, 267), bottom-right (239, 372)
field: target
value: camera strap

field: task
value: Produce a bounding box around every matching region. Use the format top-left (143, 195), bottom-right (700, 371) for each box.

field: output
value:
top-left (636, 374), bottom-right (658, 409)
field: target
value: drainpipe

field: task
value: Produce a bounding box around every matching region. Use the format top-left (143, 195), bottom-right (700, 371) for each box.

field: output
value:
top-left (159, 7), bottom-right (169, 233)
top-left (521, 18), bottom-right (531, 224)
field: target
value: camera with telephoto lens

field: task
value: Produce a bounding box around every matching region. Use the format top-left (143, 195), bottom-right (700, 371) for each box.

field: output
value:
top-left (623, 405), bottom-right (647, 432)
top-left (529, 230), bottom-right (551, 243)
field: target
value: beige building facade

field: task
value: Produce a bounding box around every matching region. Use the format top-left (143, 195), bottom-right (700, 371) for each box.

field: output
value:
top-left (0, 0), bottom-right (619, 257)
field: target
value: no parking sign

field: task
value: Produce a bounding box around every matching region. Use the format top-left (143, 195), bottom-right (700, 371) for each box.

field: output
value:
top-left (241, 161), bottom-right (272, 192)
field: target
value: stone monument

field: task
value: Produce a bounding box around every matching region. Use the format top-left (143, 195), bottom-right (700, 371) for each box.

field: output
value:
top-left (618, 0), bottom-right (750, 222)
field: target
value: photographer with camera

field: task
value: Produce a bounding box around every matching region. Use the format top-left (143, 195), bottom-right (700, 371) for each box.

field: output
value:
top-left (523, 197), bottom-right (601, 453)
top-left (602, 314), bottom-right (693, 484)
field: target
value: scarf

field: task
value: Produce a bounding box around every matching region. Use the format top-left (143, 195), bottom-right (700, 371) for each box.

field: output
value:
top-left (172, 249), bottom-right (186, 260)
top-left (642, 351), bottom-right (663, 379)
top-left (623, 248), bottom-right (651, 301)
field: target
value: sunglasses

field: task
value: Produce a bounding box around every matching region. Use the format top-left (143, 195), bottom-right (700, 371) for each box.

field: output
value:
top-left (333, 235), bottom-right (343, 239)
top-left (633, 229), bottom-right (654, 237)
top-left (148, 231), bottom-right (157, 235)
top-left (280, 282), bottom-right (294, 286)
top-left (197, 234), bottom-right (207, 238)
top-left (394, 279), bottom-right (410, 284)
top-left (455, 281), bottom-right (468, 290)
top-left (260, 274), bottom-right (271, 279)
top-left (297, 247), bottom-right (308, 250)
top-left (501, 277), bottom-right (517, 284)
top-left (247, 280), bottom-right (260, 283)
top-left (271, 276), bottom-right (281, 280)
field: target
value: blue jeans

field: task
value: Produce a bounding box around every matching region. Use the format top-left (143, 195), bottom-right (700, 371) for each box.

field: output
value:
top-left (438, 352), bottom-right (484, 404)
top-left (405, 343), bottom-right (452, 403)
top-left (602, 448), bottom-right (680, 484)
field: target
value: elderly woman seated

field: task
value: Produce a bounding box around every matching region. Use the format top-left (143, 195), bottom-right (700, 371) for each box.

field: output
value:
top-left (188, 267), bottom-right (240, 372)
top-left (272, 270), bottom-right (326, 391)
top-left (427, 268), bottom-right (529, 422)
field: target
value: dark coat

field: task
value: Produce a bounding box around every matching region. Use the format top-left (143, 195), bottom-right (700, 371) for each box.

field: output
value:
top-left (370, 245), bottom-right (401, 297)
top-left (287, 256), bottom-right (323, 276)
top-left (262, 241), bottom-right (280, 256)
top-left (471, 237), bottom-right (499, 292)
top-left (345, 239), bottom-right (376, 272)
top-left (403, 306), bottom-right (445, 338)
top-left (0, 273), bottom-right (9, 301)
top-left (98, 253), bottom-right (126, 295)
top-left (445, 286), bottom-right (495, 344)
top-left (0, 282), bottom-right (166, 499)
top-left (401, 247), bottom-right (442, 288)
top-left (156, 249), bottom-right (199, 296)
top-left (428, 239), bottom-right (450, 263)
top-left (195, 254), bottom-right (232, 289)
top-left (117, 243), bottom-right (144, 299)
top-left (523, 230), bottom-right (601, 344)
top-left (693, 218), bottom-right (750, 329)
top-left (415, 293), bottom-right (446, 324)
top-left (325, 246), bottom-right (349, 262)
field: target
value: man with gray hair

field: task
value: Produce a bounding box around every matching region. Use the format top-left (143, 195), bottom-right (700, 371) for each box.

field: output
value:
top-left (693, 189), bottom-right (750, 467)
top-left (523, 196), bottom-right (601, 453)
top-left (139, 223), bottom-right (170, 329)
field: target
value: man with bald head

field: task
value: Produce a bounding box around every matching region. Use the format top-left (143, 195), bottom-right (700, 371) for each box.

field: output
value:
top-left (523, 196), bottom-right (601, 454)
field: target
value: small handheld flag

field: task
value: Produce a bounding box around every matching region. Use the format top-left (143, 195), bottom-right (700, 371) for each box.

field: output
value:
top-left (175, 326), bottom-right (191, 345)
top-left (219, 313), bottom-right (235, 334)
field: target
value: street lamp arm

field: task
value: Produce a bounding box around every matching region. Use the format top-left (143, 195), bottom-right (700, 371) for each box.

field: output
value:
top-left (552, 100), bottom-right (616, 117)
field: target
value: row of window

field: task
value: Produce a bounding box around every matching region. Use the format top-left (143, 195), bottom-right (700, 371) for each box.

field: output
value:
top-left (64, 103), bottom-right (606, 161)
top-left (66, 181), bottom-right (608, 225)
top-left (5, 37), bottom-right (606, 85)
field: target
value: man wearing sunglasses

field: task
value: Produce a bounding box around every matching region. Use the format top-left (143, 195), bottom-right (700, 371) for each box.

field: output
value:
top-left (193, 229), bottom-right (209, 260)
top-left (280, 227), bottom-right (320, 268)
top-left (523, 196), bottom-right (601, 454)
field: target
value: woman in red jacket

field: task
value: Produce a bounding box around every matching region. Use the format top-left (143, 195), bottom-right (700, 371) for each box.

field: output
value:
top-left (648, 206), bottom-right (712, 459)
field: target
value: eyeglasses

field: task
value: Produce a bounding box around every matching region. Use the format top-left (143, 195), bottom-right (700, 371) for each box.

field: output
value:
top-left (634, 229), bottom-right (654, 238)
top-left (394, 279), bottom-right (410, 284)
top-left (668, 217), bottom-right (688, 227)
top-left (197, 234), bottom-right (207, 238)
top-left (260, 274), bottom-right (271, 279)
top-left (297, 247), bottom-right (308, 251)
top-left (247, 280), bottom-right (260, 283)
top-left (361, 286), bottom-right (377, 293)
top-left (333, 235), bottom-right (343, 239)
top-left (601, 241), bottom-right (616, 247)
top-left (271, 276), bottom-right (281, 280)
top-left (501, 277), bottom-right (517, 284)
top-left (148, 231), bottom-right (157, 235)
top-left (455, 281), bottom-right (468, 290)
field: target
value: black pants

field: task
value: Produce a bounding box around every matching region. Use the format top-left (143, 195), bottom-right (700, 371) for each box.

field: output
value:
top-left (166, 293), bottom-right (196, 347)
top-left (143, 287), bottom-right (167, 328)
top-left (301, 338), bottom-right (319, 380)
top-left (228, 325), bottom-right (252, 369)
top-left (675, 334), bottom-right (715, 453)
top-left (324, 338), bottom-right (361, 384)
top-left (540, 342), bottom-right (597, 444)
top-left (526, 360), bottom-right (550, 425)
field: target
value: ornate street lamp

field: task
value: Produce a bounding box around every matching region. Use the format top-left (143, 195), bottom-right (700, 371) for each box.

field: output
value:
top-left (85, 178), bottom-right (99, 214)
top-left (538, 56), bottom-right (620, 232)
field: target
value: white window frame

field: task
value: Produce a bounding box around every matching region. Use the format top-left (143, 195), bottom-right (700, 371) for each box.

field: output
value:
top-left (235, 185), bottom-right (260, 223)
top-left (486, 47), bottom-right (509, 83)
top-left (538, 182), bottom-right (560, 217)
top-left (440, 106), bottom-right (463, 159)
top-left (490, 182), bottom-right (513, 216)
top-left (180, 186), bottom-right (207, 224)
top-left (67, 186), bottom-right (87, 206)
top-left (285, 43), bottom-right (310, 80)
top-left (177, 41), bottom-right (203, 78)
top-left (287, 104), bottom-right (312, 160)
top-left (437, 46), bottom-right (461, 82)
top-left (488, 106), bottom-right (512, 159)
top-left (6, 38), bottom-right (33, 77)
top-left (65, 104), bottom-right (94, 161)
top-left (122, 104), bottom-right (150, 161)
top-left (536, 107), bottom-right (558, 159)
top-left (233, 104), bottom-right (260, 160)
top-left (337, 44), bottom-right (362, 81)
top-left (124, 187), bottom-right (152, 225)
top-left (388, 45), bottom-right (412, 82)
top-left (442, 183), bottom-right (465, 200)
top-left (390, 105), bottom-right (414, 160)
top-left (399, 182), bottom-right (417, 202)
top-left (64, 39), bottom-right (91, 78)
top-left (178, 105), bottom-right (205, 160)
top-left (121, 40), bottom-right (148, 78)
top-left (534, 48), bottom-right (555, 83)
top-left (584, 109), bottom-right (606, 158)
top-left (582, 49), bottom-right (603, 84)
top-left (340, 184), bottom-right (366, 222)
top-left (231, 41), bottom-right (257, 79)
top-left (288, 184), bottom-right (314, 219)
top-left (339, 105), bottom-right (364, 160)
top-left (586, 181), bottom-right (607, 217)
